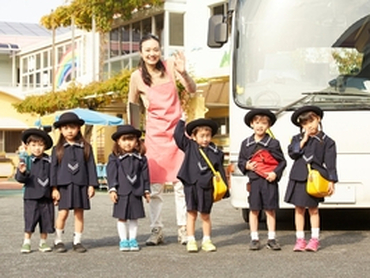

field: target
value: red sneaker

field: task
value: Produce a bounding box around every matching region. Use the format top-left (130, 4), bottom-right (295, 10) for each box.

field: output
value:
top-left (305, 238), bottom-right (320, 252)
top-left (293, 238), bottom-right (306, 252)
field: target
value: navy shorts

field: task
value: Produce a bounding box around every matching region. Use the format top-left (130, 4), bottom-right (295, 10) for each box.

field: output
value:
top-left (248, 178), bottom-right (279, 211)
top-left (24, 198), bottom-right (55, 234)
top-left (184, 183), bottom-right (213, 214)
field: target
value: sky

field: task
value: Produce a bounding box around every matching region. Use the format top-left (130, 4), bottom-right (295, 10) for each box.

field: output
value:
top-left (0, 0), bottom-right (65, 24)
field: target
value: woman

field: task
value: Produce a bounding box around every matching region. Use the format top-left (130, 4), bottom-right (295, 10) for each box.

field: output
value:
top-left (128, 34), bottom-right (196, 246)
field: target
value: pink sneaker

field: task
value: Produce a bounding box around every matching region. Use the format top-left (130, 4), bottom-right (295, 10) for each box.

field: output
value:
top-left (305, 238), bottom-right (320, 252)
top-left (293, 238), bottom-right (306, 252)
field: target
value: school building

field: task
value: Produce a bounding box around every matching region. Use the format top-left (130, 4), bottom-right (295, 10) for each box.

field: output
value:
top-left (0, 0), bottom-right (230, 177)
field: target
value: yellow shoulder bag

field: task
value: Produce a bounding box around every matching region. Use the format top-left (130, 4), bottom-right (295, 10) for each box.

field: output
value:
top-left (306, 164), bottom-right (330, 198)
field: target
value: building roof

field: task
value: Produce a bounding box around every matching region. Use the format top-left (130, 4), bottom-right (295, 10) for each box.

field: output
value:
top-left (0, 21), bottom-right (69, 36)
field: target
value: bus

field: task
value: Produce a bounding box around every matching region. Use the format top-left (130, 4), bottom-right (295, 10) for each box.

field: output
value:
top-left (208, 0), bottom-right (370, 222)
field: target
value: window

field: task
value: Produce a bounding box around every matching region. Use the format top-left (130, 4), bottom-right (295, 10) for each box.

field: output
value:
top-left (169, 13), bottom-right (184, 46)
top-left (0, 131), bottom-right (23, 153)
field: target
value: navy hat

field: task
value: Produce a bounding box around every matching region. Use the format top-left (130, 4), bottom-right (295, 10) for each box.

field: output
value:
top-left (186, 118), bottom-right (218, 136)
top-left (244, 109), bottom-right (276, 128)
top-left (53, 112), bottom-right (85, 128)
top-left (291, 106), bottom-right (323, 126)
top-left (21, 128), bottom-right (53, 150)
top-left (111, 125), bottom-right (142, 141)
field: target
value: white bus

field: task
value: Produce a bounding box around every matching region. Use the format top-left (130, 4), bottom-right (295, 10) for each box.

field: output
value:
top-left (208, 0), bottom-right (370, 221)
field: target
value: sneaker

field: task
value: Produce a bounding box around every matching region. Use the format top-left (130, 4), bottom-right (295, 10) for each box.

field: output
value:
top-left (73, 243), bottom-right (87, 253)
top-left (119, 240), bottom-right (130, 252)
top-left (266, 239), bottom-right (281, 251)
top-left (21, 243), bottom-right (31, 254)
top-left (146, 227), bottom-right (164, 246)
top-left (178, 227), bottom-right (187, 245)
top-left (249, 240), bottom-right (260, 251)
top-left (129, 239), bottom-right (140, 251)
top-left (39, 243), bottom-right (52, 252)
top-left (186, 240), bottom-right (198, 253)
top-left (305, 238), bottom-right (320, 252)
top-left (54, 242), bottom-right (67, 253)
top-left (293, 238), bottom-right (306, 252)
top-left (201, 240), bottom-right (217, 252)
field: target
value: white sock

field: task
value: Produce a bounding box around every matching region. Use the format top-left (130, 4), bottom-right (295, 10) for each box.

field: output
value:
top-left (73, 232), bottom-right (82, 245)
top-left (55, 229), bottom-right (63, 244)
top-left (187, 235), bottom-right (195, 242)
top-left (117, 221), bottom-right (128, 241)
top-left (129, 220), bottom-right (138, 240)
top-left (39, 239), bottom-right (46, 246)
top-left (296, 231), bottom-right (305, 239)
top-left (202, 236), bottom-right (211, 243)
top-left (268, 231), bottom-right (276, 240)
top-left (311, 228), bottom-right (320, 239)
top-left (23, 238), bottom-right (31, 245)
top-left (251, 231), bottom-right (259, 240)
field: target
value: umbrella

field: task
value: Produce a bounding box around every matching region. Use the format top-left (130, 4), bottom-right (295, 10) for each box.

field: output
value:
top-left (35, 108), bottom-right (124, 127)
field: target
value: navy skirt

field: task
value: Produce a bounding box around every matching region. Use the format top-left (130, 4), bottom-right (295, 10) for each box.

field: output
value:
top-left (284, 180), bottom-right (323, 208)
top-left (113, 193), bottom-right (145, 220)
top-left (58, 183), bottom-right (91, 210)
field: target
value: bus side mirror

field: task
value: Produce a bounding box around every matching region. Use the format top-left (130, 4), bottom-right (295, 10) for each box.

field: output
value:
top-left (208, 14), bottom-right (228, 48)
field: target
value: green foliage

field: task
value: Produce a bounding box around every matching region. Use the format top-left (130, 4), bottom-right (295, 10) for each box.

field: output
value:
top-left (332, 49), bottom-right (363, 75)
top-left (40, 0), bottom-right (164, 32)
top-left (13, 70), bottom-right (133, 115)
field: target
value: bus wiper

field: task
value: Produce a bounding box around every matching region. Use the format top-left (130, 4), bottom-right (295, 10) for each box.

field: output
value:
top-left (302, 88), bottom-right (370, 97)
top-left (274, 95), bottom-right (310, 116)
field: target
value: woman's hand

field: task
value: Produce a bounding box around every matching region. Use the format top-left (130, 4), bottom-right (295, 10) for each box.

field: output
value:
top-left (173, 51), bottom-right (186, 74)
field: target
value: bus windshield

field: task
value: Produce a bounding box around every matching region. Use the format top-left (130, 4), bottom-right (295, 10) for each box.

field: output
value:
top-left (233, 0), bottom-right (370, 110)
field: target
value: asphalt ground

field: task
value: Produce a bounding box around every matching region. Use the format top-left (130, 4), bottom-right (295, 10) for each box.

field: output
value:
top-left (2, 190), bottom-right (370, 278)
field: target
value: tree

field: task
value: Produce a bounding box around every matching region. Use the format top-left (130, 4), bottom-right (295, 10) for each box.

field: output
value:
top-left (40, 0), bottom-right (164, 33)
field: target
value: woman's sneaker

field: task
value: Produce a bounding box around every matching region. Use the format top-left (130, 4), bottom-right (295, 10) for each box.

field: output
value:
top-left (293, 238), bottom-right (306, 252)
top-left (178, 227), bottom-right (187, 245)
top-left (305, 238), bottom-right (320, 252)
top-left (146, 227), bottom-right (164, 246)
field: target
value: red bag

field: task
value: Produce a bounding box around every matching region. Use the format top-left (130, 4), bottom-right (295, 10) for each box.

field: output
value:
top-left (250, 149), bottom-right (279, 178)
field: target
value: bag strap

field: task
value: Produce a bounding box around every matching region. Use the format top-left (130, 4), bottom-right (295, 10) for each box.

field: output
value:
top-left (199, 148), bottom-right (217, 175)
top-left (307, 164), bottom-right (312, 171)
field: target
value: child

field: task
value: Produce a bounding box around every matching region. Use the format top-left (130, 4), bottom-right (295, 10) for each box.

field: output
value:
top-left (174, 115), bottom-right (227, 253)
top-left (51, 112), bottom-right (98, 253)
top-left (285, 105), bottom-right (337, 252)
top-left (106, 125), bottom-right (151, 252)
top-left (16, 128), bottom-right (54, 253)
top-left (238, 109), bottom-right (286, 251)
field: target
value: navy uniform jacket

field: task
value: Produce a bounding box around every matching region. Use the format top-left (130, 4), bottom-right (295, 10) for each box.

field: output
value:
top-left (15, 154), bottom-right (52, 200)
top-left (288, 132), bottom-right (338, 182)
top-left (50, 142), bottom-right (98, 187)
top-left (174, 119), bottom-right (227, 189)
top-left (238, 134), bottom-right (286, 181)
top-left (106, 152), bottom-right (150, 197)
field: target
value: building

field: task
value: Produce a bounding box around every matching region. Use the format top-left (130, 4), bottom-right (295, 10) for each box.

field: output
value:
top-left (0, 0), bottom-right (230, 172)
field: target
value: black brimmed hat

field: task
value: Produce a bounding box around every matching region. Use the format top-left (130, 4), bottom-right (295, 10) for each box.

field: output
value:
top-left (111, 125), bottom-right (142, 141)
top-left (244, 109), bottom-right (276, 128)
top-left (291, 106), bottom-right (323, 126)
top-left (53, 112), bottom-right (85, 128)
top-left (21, 128), bottom-right (53, 150)
top-left (186, 118), bottom-right (218, 136)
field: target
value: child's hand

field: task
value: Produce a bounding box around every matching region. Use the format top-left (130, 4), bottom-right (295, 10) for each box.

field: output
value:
top-left (18, 162), bottom-right (27, 173)
top-left (265, 172), bottom-right (277, 182)
top-left (328, 182), bottom-right (335, 196)
top-left (109, 191), bottom-right (118, 203)
top-left (52, 188), bottom-right (60, 205)
top-left (246, 160), bottom-right (257, 171)
top-left (88, 186), bottom-right (95, 199)
top-left (144, 192), bottom-right (151, 203)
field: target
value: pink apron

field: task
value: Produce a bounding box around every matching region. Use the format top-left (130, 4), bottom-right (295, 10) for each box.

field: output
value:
top-left (145, 74), bottom-right (184, 183)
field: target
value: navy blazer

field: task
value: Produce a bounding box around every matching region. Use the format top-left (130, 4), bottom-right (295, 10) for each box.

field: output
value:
top-left (50, 142), bottom-right (98, 187)
top-left (106, 152), bottom-right (150, 196)
top-left (174, 119), bottom-right (227, 189)
top-left (15, 154), bottom-right (52, 200)
top-left (238, 134), bottom-right (286, 181)
top-left (288, 132), bottom-right (338, 182)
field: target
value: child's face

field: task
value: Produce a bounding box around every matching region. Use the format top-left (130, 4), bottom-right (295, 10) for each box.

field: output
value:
top-left (60, 124), bottom-right (80, 142)
top-left (301, 116), bottom-right (320, 136)
top-left (117, 135), bottom-right (137, 153)
top-left (250, 116), bottom-right (270, 137)
top-left (27, 141), bottom-right (45, 157)
top-left (192, 127), bottom-right (212, 148)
